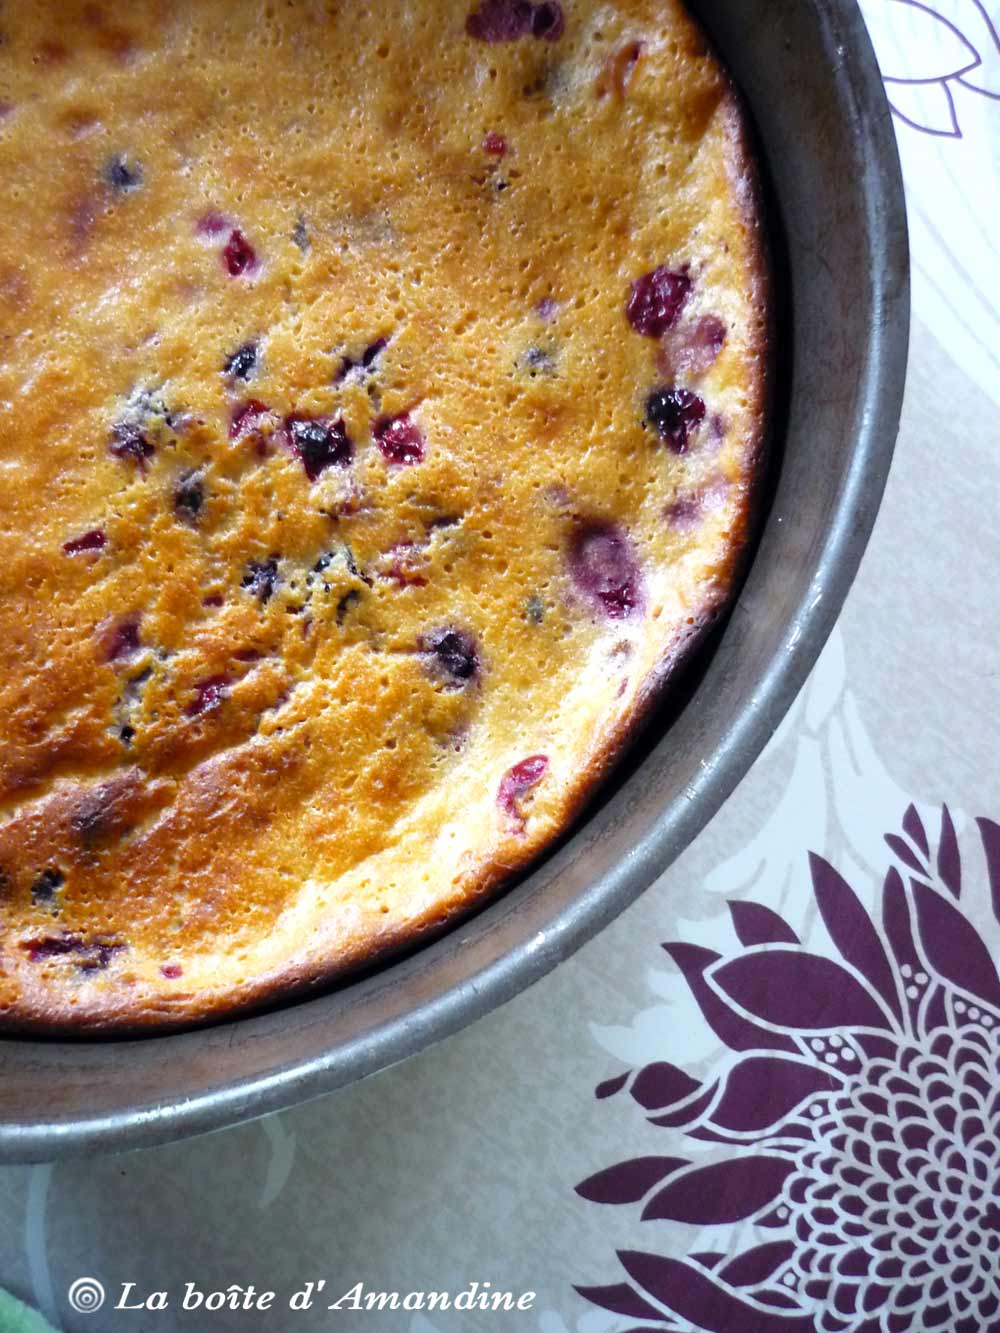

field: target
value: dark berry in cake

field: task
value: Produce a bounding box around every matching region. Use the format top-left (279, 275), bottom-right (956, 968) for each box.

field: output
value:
top-left (483, 132), bottom-right (508, 156)
top-left (109, 420), bottom-right (155, 469)
top-left (173, 471), bottom-right (204, 522)
top-left (242, 558), bottom-right (280, 604)
top-left (223, 340), bottom-right (259, 381)
top-left (467, 0), bottom-right (532, 41)
top-left (645, 386), bottom-right (706, 452)
top-left (569, 522), bottom-right (642, 619)
top-left (104, 152), bottom-right (143, 193)
top-left (373, 412), bottom-right (425, 465)
top-left (626, 266), bottom-right (691, 337)
top-left (422, 628), bottom-right (479, 686)
top-left (335, 336), bottom-right (388, 383)
top-left (31, 868), bottom-right (64, 911)
top-left (531, 1), bottom-right (564, 39)
top-left (286, 414), bottom-right (353, 479)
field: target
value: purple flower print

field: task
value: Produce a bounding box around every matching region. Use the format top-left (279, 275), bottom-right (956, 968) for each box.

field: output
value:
top-left (576, 805), bottom-right (1000, 1332)
top-left (862, 0), bottom-right (1000, 137)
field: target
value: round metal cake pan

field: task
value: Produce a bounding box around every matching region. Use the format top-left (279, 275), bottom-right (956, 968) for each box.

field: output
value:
top-left (0, 0), bottom-right (908, 1161)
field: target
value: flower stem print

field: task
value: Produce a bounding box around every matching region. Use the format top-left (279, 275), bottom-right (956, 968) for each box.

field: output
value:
top-left (860, 0), bottom-right (1000, 137)
top-left (576, 806), bottom-right (1000, 1332)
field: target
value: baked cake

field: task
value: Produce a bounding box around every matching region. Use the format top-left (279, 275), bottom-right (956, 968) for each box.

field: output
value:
top-left (0, 0), bottom-right (767, 1029)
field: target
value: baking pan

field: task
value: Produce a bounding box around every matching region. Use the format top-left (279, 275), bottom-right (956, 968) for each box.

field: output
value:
top-left (0, 0), bottom-right (908, 1161)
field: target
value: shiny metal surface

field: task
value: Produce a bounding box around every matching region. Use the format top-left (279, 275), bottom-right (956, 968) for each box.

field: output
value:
top-left (0, 0), bottom-right (909, 1161)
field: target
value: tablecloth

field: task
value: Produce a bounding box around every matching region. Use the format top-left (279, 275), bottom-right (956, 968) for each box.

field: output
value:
top-left (1, 4), bottom-right (999, 1329)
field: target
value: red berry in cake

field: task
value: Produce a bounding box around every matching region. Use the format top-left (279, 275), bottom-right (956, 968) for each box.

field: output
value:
top-left (657, 313), bottom-right (727, 380)
top-left (626, 266), bottom-right (691, 337)
top-left (569, 522), bottom-right (642, 620)
top-left (222, 228), bottom-right (257, 277)
top-left (421, 628), bottom-right (479, 686)
top-left (645, 386), bottom-right (706, 453)
top-left (497, 754), bottom-right (549, 829)
top-left (286, 414), bottom-right (353, 480)
top-left (99, 613), bottom-right (142, 663)
top-left (483, 132), bottom-right (508, 156)
top-left (161, 962), bottom-right (183, 979)
top-left (185, 675), bottom-right (231, 718)
top-left (109, 420), bottom-right (155, 470)
top-left (196, 210), bottom-right (229, 237)
top-left (63, 528), bottom-right (107, 556)
top-left (373, 412), bottom-right (425, 465)
top-left (229, 398), bottom-right (272, 442)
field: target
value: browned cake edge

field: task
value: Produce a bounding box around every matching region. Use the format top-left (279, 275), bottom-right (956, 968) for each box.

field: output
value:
top-left (2, 71), bottom-right (771, 1037)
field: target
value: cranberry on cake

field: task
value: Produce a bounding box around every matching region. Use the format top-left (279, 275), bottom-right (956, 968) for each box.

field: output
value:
top-left (0, 0), bottom-right (767, 1029)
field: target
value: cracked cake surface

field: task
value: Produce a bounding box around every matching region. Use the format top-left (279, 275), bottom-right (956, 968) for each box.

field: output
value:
top-left (0, 0), bottom-right (767, 1029)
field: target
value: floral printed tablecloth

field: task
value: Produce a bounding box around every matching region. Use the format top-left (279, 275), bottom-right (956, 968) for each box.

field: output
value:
top-left (1, 5), bottom-right (999, 1331)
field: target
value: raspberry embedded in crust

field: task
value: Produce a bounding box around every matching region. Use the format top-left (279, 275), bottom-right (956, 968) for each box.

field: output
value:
top-left (657, 314), bottom-right (727, 381)
top-left (626, 265), bottom-right (691, 337)
top-left (185, 674), bottom-right (231, 718)
top-left (196, 210), bottom-right (229, 237)
top-left (569, 521), bottom-right (643, 620)
top-left (373, 411), bottom-right (425, 465)
top-left (99, 613), bottom-right (142, 663)
top-left (62, 528), bottom-right (107, 556)
top-left (222, 228), bottom-right (257, 277)
top-left (229, 398), bottom-right (273, 443)
top-left (498, 754), bottom-right (549, 830)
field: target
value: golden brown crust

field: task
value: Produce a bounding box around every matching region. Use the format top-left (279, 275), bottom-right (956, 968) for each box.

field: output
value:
top-left (0, 0), bottom-right (769, 1032)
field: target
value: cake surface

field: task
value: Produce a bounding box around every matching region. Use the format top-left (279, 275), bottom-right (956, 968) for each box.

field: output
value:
top-left (0, 0), bottom-right (766, 1029)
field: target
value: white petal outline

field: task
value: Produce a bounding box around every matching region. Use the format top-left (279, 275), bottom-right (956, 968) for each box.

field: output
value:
top-left (862, 0), bottom-right (981, 82)
top-left (941, 0), bottom-right (1000, 94)
top-left (887, 78), bottom-right (962, 135)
